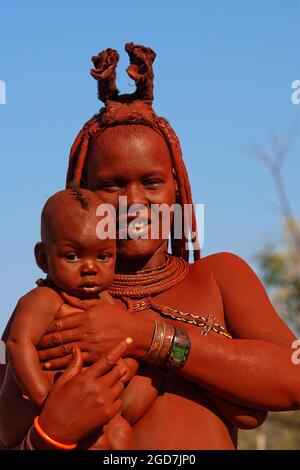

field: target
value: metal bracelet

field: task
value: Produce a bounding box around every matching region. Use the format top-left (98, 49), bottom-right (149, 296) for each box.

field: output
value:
top-left (143, 320), bottom-right (175, 365)
top-left (157, 323), bottom-right (175, 364)
top-left (143, 319), bottom-right (158, 362)
top-left (166, 327), bottom-right (191, 368)
top-left (22, 426), bottom-right (36, 450)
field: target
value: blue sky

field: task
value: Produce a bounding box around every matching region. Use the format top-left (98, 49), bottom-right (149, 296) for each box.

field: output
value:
top-left (0, 0), bottom-right (299, 332)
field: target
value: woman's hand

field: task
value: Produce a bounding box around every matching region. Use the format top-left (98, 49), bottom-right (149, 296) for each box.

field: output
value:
top-left (32, 340), bottom-right (130, 448)
top-left (37, 300), bottom-right (153, 370)
top-left (118, 358), bottom-right (140, 383)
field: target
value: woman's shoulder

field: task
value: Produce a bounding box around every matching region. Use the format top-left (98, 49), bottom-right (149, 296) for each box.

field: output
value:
top-left (189, 251), bottom-right (257, 288)
top-left (190, 251), bottom-right (249, 274)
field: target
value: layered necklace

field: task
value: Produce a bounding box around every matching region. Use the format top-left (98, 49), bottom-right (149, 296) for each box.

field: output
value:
top-left (109, 254), bottom-right (189, 298)
top-left (108, 253), bottom-right (232, 339)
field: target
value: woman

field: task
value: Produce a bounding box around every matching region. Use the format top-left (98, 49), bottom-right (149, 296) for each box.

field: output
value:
top-left (1, 43), bottom-right (299, 450)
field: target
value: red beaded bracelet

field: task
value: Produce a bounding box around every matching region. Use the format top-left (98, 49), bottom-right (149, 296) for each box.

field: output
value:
top-left (34, 416), bottom-right (77, 450)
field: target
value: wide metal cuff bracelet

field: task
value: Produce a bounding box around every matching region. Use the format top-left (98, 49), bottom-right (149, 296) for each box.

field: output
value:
top-left (166, 327), bottom-right (191, 368)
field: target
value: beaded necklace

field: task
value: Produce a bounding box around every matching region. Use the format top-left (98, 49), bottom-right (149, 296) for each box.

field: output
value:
top-left (108, 253), bottom-right (232, 339)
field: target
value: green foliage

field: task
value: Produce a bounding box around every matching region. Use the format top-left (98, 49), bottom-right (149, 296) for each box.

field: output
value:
top-left (254, 220), bottom-right (300, 335)
top-left (239, 219), bottom-right (300, 449)
top-left (255, 248), bottom-right (286, 286)
top-left (241, 133), bottom-right (300, 449)
top-left (239, 412), bottom-right (300, 450)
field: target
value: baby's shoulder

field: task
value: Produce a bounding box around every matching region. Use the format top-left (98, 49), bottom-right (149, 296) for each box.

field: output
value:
top-left (2, 287), bottom-right (63, 342)
top-left (18, 285), bottom-right (63, 309)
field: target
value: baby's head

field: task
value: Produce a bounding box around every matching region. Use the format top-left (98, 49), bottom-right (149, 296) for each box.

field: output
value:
top-left (35, 187), bottom-right (116, 298)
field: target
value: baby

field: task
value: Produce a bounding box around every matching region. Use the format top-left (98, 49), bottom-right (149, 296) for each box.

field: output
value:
top-left (4, 187), bottom-right (159, 450)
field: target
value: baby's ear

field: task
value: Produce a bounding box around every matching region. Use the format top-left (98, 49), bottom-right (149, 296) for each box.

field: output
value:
top-left (34, 242), bottom-right (48, 273)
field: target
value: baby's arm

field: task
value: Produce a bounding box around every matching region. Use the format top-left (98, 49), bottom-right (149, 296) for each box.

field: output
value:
top-left (6, 287), bottom-right (63, 407)
top-left (121, 362), bottom-right (163, 425)
top-left (98, 361), bottom-right (161, 450)
top-left (0, 363), bottom-right (38, 448)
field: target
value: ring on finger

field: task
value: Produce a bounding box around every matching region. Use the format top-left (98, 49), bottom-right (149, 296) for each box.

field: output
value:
top-left (54, 320), bottom-right (62, 332)
top-left (53, 333), bottom-right (62, 346)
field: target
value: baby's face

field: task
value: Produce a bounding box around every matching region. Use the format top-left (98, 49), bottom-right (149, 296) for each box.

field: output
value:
top-left (45, 212), bottom-right (116, 298)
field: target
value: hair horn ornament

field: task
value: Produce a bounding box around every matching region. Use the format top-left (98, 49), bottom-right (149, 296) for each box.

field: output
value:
top-left (90, 42), bottom-right (156, 104)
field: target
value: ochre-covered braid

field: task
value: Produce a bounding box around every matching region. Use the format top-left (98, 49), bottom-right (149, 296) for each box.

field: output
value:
top-left (66, 43), bottom-right (200, 261)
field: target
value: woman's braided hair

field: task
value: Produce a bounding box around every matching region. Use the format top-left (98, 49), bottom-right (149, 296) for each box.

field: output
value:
top-left (66, 43), bottom-right (200, 261)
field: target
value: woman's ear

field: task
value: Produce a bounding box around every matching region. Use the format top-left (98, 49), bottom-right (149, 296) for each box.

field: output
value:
top-left (34, 242), bottom-right (48, 273)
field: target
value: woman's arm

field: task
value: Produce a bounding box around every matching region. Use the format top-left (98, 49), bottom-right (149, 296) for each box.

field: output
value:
top-left (171, 330), bottom-right (298, 411)
top-left (37, 313), bottom-right (299, 411)
top-left (177, 252), bottom-right (299, 410)
top-left (203, 391), bottom-right (268, 429)
top-left (36, 253), bottom-right (300, 411)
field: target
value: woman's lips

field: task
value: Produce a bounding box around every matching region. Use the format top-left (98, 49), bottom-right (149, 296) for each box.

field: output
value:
top-left (118, 216), bottom-right (151, 238)
top-left (130, 219), bottom-right (150, 231)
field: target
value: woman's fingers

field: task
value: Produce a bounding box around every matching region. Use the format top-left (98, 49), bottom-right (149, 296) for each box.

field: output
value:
top-left (38, 342), bottom-right (80, 362)
top-left (45, 313), bottom-right (84, 334)
top-left (54, 347), bottom-right (83, 387)
top-left (99, 365), bottom-right (122, 387)
top-left (110, 398), bottom-right (123, 417)
top-left (109, 379), bottom-right (125, 400)
top-left (38, 328), bottom-right (82, 349)
top-left (42, 352), bottom-right (90, 371)
top-left (87, 338), bottom-right (132, 379)
top-left (43, 355), bottom-right (72, 370)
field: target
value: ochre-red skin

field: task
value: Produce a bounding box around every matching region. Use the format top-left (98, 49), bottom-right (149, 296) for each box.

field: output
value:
top-left (1, 125), bottom-right (298, 450)
top-left (0, 189), bottom-right (159, 449)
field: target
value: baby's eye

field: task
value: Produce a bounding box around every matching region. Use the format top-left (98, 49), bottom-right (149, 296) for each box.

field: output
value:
top-left (99, 181), bottom-right (123, 192)
top-left (64, 253), bottom-right (79, 262)
top-left (97, 253), bottom-right (112, 262)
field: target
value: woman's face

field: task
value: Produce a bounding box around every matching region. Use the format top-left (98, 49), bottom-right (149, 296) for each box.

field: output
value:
top-left (85, 124), bottom-right (177, 261)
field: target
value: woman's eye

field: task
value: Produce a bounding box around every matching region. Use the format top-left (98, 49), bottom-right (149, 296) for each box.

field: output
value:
top-left (64, 253), bottom-right (79, 262)
top-left (143, 179), bottom-right (163, 187)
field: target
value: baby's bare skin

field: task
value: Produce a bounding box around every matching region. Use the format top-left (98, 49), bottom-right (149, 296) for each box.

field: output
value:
top-left (1, 284), bottom-right (162, 449)
top-left (37, 252), bottom-right (295, 450)
top-left (1, 122), bottom-right (298, 449)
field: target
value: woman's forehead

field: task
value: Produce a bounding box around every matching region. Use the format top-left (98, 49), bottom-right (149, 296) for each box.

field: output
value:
top-left (87, 124), bottom-right (173, 172)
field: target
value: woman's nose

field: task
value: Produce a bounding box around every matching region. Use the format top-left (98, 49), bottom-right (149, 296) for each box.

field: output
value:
top-left (81, 259), bottom-right (97, 275)
top-left (124, 183), bottom-right (148, 207)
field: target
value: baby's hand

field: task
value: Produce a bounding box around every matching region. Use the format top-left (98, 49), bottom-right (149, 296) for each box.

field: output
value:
top-left (117, 358), bottom-right (139, 383)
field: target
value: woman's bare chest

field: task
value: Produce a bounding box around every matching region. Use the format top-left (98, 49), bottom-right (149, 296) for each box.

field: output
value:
top-left (127, 269), bottom-right (227, 336)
